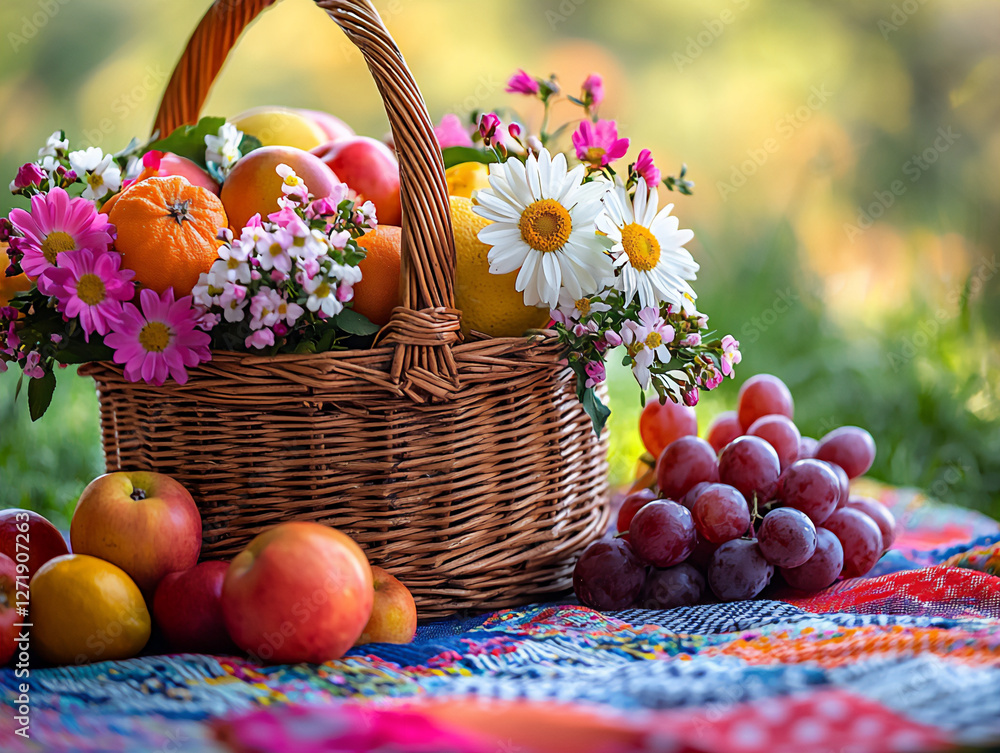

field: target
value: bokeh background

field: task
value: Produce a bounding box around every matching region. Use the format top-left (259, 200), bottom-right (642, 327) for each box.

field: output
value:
top-left (1, 0), bottom-right (998, 527)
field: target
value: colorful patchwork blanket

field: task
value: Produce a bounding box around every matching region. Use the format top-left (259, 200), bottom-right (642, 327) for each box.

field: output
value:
top-left (3, 484), bottom-right (999, 753)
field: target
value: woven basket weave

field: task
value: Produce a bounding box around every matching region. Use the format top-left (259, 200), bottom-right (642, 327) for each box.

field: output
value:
top-left (79, 0), bottom-right (610, 618)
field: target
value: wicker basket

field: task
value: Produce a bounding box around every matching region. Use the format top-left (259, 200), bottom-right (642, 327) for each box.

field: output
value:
top-left (79, 0), bottom-right (610, 618)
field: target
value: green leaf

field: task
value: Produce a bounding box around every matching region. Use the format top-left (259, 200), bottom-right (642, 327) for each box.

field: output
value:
top-left (145, 116), bottom-right (227, 167)
top-left (14, 374), bottom-right (23, 402)
top-left (581, 386), bottom-right (612, 436)
top-left (27, 371), bottom-right (56, 422)
top-left (55, 341), bottom-right (114, 365)
top-left (441, 146), bottom-right (498, 170)
top-left (333, 309), bottom-right (380, 337)
top-left (239, 133), bottom-right (262, 155)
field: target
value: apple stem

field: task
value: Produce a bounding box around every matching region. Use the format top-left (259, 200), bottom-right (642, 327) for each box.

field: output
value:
top-left (131, 488), bottom-right (147, 501)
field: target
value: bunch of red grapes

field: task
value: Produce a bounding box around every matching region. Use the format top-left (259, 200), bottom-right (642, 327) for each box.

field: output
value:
top-left (574, 374), bottom-right (897, 610)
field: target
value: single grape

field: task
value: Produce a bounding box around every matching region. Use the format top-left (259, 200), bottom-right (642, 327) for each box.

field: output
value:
top-left (718, 436), bottom-right (781, 505)
top-left (687, 535), bottom-right (719, 572)
top-left (775, 459), bottom-right (840, 525)
top-left (707, 411), bottom-right (743, 454)
top-left (758, 508), bottom-right (817, 568)
top-left (823, 508), bottom-right (883, 578)
top-left (814, 426), bottom-right (876, 479)
top-left (798, 436), bottom-right (818, 459)
top-left (692, 483), bottom-right (751, 544)
top-left (573, 538), bottom-right (646, 610)
top-left (747, 414), bottom-right (801, 470)
top-left (780, 528), bottom-right (844, 591)
top-left (825, 461), bottom-right (850, 509)
top-left (639, 398), bottom-right (698, 459)
top-left (846, 496), bottom-right (896, 551)
top-left (630, 500), bottom-right (697, 568)
top-left (656, 436), bottom-right (720, 501)
top-left (640, 563), bottom-right (705, 609)
top-left (708, 539), bottom-right (774, 601)
top-left (737, 374), bottom-right (794, 430)
top-left (680, 481), bottom-right (711, 511)
top-left (617, 489), bottom-right (658, 535)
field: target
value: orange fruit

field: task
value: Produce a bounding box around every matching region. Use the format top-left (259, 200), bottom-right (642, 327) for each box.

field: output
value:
top-left (0, 243), bottom-right (31, 306)
top-left (109, 176), bottom-right (227, 296)
top-left (99, 191), bottom-right (121, 216)
top-left (352, 225), bottom-right (402, 326)
top-left (30, 554), bottom-right (150, 665)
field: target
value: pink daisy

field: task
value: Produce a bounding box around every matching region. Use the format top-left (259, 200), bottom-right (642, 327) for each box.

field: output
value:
top-left (8, 187), bottom-right (114, 280)
top-left (634, 148), bottom-right (661, 188)
top-left (572, 119), bottom-right (629, 167)
top-left (42, 248), bottom-right (135, 341)
top-left (105, 288), bottom-right (211, 386)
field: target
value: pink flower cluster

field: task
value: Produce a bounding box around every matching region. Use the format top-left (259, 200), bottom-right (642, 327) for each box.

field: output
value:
top-left (192, 164), bottom-right (372, 351)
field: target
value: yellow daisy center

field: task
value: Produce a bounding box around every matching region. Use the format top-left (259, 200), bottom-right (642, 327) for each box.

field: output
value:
top-left (575, 298), bottom-right (591, 316)
top-left (76, 274), bottom-right (106, 305)
top-left (138, 321), bottom-right (171, 352)
top-left (41, 231), bottom-right (77, 264)
top-left (645, 331), bottom-right (663, 349)
top-left (585, 147), bottom-right (606, 163)
top-left (621, 223), bottom-right (661, 273)
top-left (519, 199), bottom-right (572, 253)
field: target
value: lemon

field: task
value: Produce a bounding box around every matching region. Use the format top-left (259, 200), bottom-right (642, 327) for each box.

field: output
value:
top-left (446, 161), bottom-right (491, 200)
top-left (230, 106), bottom-right (328, 151)
top-left (31, 554), bottom-right (150, 665)
top-left (451, 196), bottom-right (551, 338)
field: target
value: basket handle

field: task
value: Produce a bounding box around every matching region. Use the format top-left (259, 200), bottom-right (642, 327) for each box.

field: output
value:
top-left (154, 0), bottom-right (461, 400)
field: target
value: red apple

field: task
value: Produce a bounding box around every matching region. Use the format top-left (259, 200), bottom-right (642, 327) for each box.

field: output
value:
top-left (311, 137), bottom-right (402, 225)
top-left (0, 553), bottom-right (19, 665)
top-left (295, 108), bottom-right (355, 143)
top-left (222, 522), bottom-right (372, 664)
top-left (153, 561), bottom-right (234, 654)
top-left (355, 566), bottom-right (416, 645)
top-left (0, 509), bottom-right (69, 581)
top-left (138, 151), bottom-right (219, 194)
top-left (70, 472), bottom-right (202, 594)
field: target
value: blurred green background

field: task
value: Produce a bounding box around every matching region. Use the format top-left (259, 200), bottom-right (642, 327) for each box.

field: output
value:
top-left (1, 0), bottom-right (998, 528)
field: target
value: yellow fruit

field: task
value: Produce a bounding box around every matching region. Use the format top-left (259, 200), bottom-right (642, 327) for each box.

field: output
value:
top-left (30, 554), bottom-right (150, 665)
top-left (230, 106), bottom-right (328, 151)
top-left (446, 162), bottom-right (491, 200)
top-left (451, 196), bottom-right (551, 338)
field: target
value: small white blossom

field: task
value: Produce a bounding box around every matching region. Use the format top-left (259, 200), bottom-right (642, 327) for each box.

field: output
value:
top-left (69, 147), bottom-right (121, 201)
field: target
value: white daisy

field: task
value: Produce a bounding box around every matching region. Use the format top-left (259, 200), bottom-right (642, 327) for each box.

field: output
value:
top-left (205, 123), bottom-right (243, 171)
top-left (474, 149), bottom-right (613, 310)
top-left (69, 147), bottom-right (122, 201)
top-left (597, 179), bottom-right (698, 310)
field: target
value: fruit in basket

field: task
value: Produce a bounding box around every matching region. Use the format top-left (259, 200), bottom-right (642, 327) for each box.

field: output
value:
top-left (31, 554), bottom-right (150, 665)
top-left (109, 176), bottom-right (227, 296)
top-left (737, 374), bottom-right (794, 430)
top-left (707, 538), bottom-right (773, 601)
top-left (0, 509), bottom-right (69, 580)
top-left (706, 410), bottom-right (742, 454)
top-left (779, 527), bottom-right (844, 591)
top-left (451, 195), bottom-right (551, 337)
top-left (230, 106), bottom-right (328, 151)
top-left (70, 471), bottom-right (202, 594)
top-left (718, 436), bottom-right (781, 505)
top-left (639, 399), bottom-right (697, 459)
top-left (221, 522), bottom-right (373, 664)
top-left (572, 538), bottom-right (645, 610)
top-left (133, 151), bottom-right (219, 194)
top-left (746, 414), bottom-right (800, 470)
top-left (629, 500), bottom-right (696, 568)
top-left (353, 225), bottom-right (402, 326)
top-left (0, 250), bottom-right (31, 305)
top-left (814, 426), bottom-right (877, 479)
top-left (355, 566), bottom-right (417, 645)
top-left (153, 561), bottom-right (234, 654)
top-left (823, 508), bottom-right (883, 578)
top-left (446, 162), bottom-right (491, 200)
top-left (655, 436), bottom-right (719, 501)
top-left (311, 137), bottom-right (402, 226)
top-left (0, 554), bottom-right (19, 665)
top-left (221, 146), bottom-right (340, 231)
top-left (295, 108), bottom-right (354, 143)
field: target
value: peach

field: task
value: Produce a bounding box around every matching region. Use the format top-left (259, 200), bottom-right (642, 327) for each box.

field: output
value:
top-left (311, 137), bottom-right (402, 226)
top-left (221, 146), bottom-right (341, 231)
top-left (221, 522), bottom-right (373, 664)
top-left (354, 566), bottom-right (416, 645)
